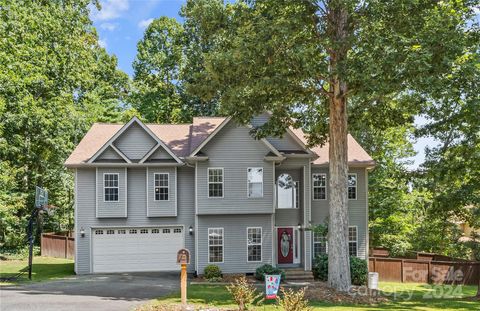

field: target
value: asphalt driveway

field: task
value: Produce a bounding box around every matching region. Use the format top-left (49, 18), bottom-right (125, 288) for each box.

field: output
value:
top-left (0, 272), bottom-right (180, 311)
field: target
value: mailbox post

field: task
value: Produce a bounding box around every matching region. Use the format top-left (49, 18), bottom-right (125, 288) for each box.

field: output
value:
top-left (176, 249), bottom-right (190, 306)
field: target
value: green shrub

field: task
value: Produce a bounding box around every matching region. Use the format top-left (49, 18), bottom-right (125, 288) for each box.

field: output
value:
top-left (312, 254), bottom-right (328, 281)
top-left (277, 287), bottom-right (311, 311)
top-left (312, 255), bottom-right (368, 285)
top-left (349, 256), bottom-right (368, 285)
top-left (254, 264), bottom-right (285, 281)
top-left (204, 264), bottom-right (222, 280)
top-left (226, 276), bottom-right (263, 311)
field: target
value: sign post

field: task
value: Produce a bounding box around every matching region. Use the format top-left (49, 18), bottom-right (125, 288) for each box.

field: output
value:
top-left (176, 249), bottom-right (190, 306)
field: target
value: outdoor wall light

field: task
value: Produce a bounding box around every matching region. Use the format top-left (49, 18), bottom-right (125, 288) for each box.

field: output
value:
top-left (297, 223), bottom-right (302, 230)
top-left (189, 226), bottom-right (194, 236)
top-left (80, 227), bottom-right (85, 238)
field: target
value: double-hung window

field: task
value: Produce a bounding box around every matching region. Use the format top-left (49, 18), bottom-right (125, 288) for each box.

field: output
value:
top-left (313, 173), bottom-right (327, 200)
top-left (348, 173), bottom-right (357, 200)
top-left (104, 173), bottom-right (119, 202)
top-left (154, 173), bottom-right (169, 201)
top-left (313, 232), bottom-right (328, 257)
top-left (247, 168), bottom-right (263, 198)
top-left (208, 168), bottom-right (224, 198)
top-left (208, 228), bottom-right (224, 263)
top-left (349, 226), bottom-right (358, 257)
top-left (247, 227), bottom-right (262, 262)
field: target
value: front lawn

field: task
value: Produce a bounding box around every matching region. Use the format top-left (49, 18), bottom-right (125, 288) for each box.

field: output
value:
top-left (0, 256), bottom-right (74, 285)
top-left (144, 282), bottom-right (479, 310)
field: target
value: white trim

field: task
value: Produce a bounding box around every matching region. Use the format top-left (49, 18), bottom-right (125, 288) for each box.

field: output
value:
top-left (138, 143), bottom-right (177, 163)
top-left (312, 173), bottom-right (327, 200)
top-left (195, 162), bottom-right (198, 273)
top-left (247, 167), bottom-right (264, 198)
top-left (246, 227), bottom-right (263, 263)
top-left (271, 214), bottom-right (275, 265)
top-left (146, 167), bottom-right (149, 217)
top-left (125, 167), bottom-right (128, 217)
top-left (303, 165), bottom-right (307, 270)
top-left (95, 168), bottom-right (98, 218)
top-left (207, 167), bottom-right (224, 198)
top-left (349, 225), bottom-right (358, 257)
top-left (272, 162), bottom-right (276, 213)
top-left (175, 166), bottom-right (178, 217)
top-left (74, 169), bottom-right (78, 274)
top-left (190, 117), bottom-right (231, 156)
top-left (207, 227), bottom-right (224, 264)
top-left (153, 172), bottom-right (170, 202)
top-left (365, 168), bottom-right (369, 260)
top-left (103, 173), bottom-right (120, 203)
top-left (348, 173), bottom-right (358, 200)
top-left (88, 116), bottom-right (182, 164)
top-left (109, 144), bottom-right (132, 163)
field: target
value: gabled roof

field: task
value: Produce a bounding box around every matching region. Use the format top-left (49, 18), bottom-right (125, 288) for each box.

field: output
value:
top-left (87, 117), bottom-right (182, 164)
top-left (65, 117), bottom-right (227, 167)
top-left (289, 127), bottom-right (375, 167)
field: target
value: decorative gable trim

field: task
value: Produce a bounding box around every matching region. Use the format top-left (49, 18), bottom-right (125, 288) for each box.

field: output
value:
top-left (87, 117), bottom-right (182, 164)
top-left (139, 143), bottom-right (173, 163)
top-left (109, 144), bottom-right (132, 163)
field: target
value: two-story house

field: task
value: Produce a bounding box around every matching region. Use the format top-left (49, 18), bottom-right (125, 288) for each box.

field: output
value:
top-left (65, 114), bottom-right (374, 275)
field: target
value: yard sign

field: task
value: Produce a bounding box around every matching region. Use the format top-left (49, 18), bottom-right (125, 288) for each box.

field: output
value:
top-left (265, 274), bottom-right (281, 299)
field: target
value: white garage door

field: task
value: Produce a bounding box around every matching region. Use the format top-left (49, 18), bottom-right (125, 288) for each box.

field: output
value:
top-left (92, 227), bottom-right (184, 273)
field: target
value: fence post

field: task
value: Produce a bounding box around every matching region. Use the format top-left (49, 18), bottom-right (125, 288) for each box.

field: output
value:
top-left (64, 235), bottom-right (68, 259)
top-left (401, 260), bottom-right (404, 283)
top-left (373, 257), bottom-right (377, 273)
top-left (427, 262), bottom-right (432, 284)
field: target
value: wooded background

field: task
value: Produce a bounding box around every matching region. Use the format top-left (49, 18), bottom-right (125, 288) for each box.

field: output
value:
top-left (0, 0), bottom-right (478, 263)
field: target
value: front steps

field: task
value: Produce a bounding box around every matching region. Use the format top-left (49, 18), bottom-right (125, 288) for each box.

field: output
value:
top-left (284, 268), bottom-right (314, 282)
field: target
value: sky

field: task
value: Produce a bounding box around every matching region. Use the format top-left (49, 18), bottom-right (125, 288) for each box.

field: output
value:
top-left (90, 0), bottom-right (451, 169)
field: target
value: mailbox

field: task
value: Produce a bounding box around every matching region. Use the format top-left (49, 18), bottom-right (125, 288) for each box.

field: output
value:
top-left (177, 248), bottom-right (190, 265)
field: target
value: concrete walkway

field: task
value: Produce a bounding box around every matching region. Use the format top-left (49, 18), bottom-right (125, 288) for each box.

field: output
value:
top-left (0, 272), bottom-right (179, 311)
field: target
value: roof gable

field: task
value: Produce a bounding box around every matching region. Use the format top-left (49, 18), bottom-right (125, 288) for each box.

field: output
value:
top-left (87, 117), bottom-right (182, 164)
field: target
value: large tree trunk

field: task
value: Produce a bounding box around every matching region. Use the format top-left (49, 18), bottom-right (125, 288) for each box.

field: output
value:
top-left (327, 5), bottom-right (351, 292)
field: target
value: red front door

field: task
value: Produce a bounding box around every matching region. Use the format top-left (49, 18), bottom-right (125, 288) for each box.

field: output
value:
top-left (277, 228), bottom-right (293, 264)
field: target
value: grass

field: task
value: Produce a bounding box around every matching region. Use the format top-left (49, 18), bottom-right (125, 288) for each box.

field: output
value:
top-left (147, 282), bottom-right (479, 311)
top-left (0, 256), bottom-right (74, 285)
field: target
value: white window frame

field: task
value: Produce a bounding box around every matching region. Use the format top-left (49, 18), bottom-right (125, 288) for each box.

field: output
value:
top-left (348, 173), bottom-right (357, 200)
top-left (312, 173), bottom-right (327, 200)
top-left (349, 226), bottom-right (358, 257)
top-left (208, 168), bottom-right (224, 198)
top-left (247, 167), bottom-right (263, 198)
top-left (208, 227), bottom-right (224, 263)
top-left (154, 172), bottom-right (170, 201)
top-left (246, 227), bottom-right (262, 262)
top-left (103, 173), bottom-right (119, 202)
top-left (313, 232), bottom-right (328, 257)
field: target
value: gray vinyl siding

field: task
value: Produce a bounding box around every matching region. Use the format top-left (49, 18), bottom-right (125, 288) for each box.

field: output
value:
top-left (197, 214), bottom-right (273, 274)
top-left (196, 122), bottom-right (274, 215)
top-left (114, 123), bottom-right (156, 160)
top-left (310, 167), bottom-right (368, 259)
top-left (96, 146), bottom-right (123, 160)
top-left (75, 167), bottom-right (195, 274)
top-left (149, 146), bottom-right (174, 160)
top-left (96, 168), bottom-right (127, 218)
top-left (251, 113), bottom-right (302, 151)
top-left (147, 167), bottom-right (177, 217)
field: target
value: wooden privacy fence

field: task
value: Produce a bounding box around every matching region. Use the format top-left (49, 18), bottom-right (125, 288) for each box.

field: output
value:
top-left (369, 257), bottom-right (480, 285)
top-left (41, 233), bottom-right (74, 259)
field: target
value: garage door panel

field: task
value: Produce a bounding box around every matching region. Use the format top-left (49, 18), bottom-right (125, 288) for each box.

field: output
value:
top-left (92, 227), bottom-right (183, 273)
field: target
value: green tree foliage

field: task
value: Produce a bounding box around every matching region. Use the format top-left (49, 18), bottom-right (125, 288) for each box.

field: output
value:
top-left (131, 14), bottom-right (220, 123)
top-left (0, 0), bottom-right (129, 250)
top-left (181, 0), bottom-right (478, 290)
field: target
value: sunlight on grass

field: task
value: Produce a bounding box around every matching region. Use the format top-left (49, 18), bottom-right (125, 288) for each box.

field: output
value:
top-left (150, 282), bottom-right (479, 311)
top-left (0, 256), bottom-right (74, 285)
